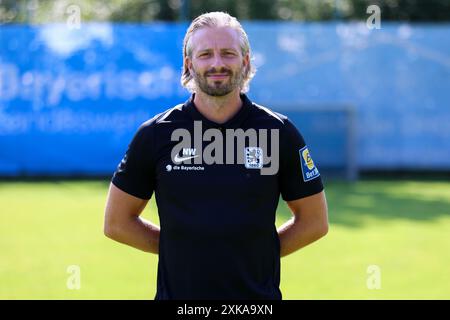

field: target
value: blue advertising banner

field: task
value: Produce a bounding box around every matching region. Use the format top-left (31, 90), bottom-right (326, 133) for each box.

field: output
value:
top-left (0, 23), bottom-right (189, 175)
top-left (1, 22), bottom-right (449, 176)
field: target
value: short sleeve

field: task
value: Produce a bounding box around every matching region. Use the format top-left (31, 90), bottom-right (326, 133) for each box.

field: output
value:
top-left (279, 118), bottom-right (324, 201)
top-left (111, 123), bottom-right (155, 200)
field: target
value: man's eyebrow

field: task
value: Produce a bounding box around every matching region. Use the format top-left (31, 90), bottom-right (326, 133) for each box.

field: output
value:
top-left (196, 48), bottom-right (239, 53)
top-left (221, 48), bottom-right (238, 52)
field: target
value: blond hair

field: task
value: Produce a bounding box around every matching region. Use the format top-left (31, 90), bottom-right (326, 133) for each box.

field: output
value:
top-left (181, 11), bottom-right (256, 93)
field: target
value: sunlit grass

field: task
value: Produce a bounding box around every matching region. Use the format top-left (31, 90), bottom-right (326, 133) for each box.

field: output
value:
top-left (1, 180), bottom-right (449, 299)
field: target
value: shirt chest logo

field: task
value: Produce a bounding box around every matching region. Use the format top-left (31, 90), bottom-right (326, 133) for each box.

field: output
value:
top-left (244, 147), bottom-right (263, 169)
top-left (173, 148), bottom-right (199, 163)
top-left (169, 121), bottom-right (279, 175)
top-left (299, 146), bottom-right (320, 181)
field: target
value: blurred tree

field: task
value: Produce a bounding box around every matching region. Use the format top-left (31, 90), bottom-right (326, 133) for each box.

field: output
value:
top-left (276, 0), bottom-right (335, 20)
top-left (348, 0), bottom-right (450, 21)
top-left (1, 0), bottom-right (449, 24)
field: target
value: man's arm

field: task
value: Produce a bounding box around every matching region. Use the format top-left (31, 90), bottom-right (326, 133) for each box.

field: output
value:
top-left (104, 183), bottom-right (160, 254)
top-left (278, 190), bottom-right (328, 257)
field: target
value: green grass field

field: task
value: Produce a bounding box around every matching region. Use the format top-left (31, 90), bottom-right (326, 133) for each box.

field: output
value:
top-left (1, 179), bottom-right (449, 299)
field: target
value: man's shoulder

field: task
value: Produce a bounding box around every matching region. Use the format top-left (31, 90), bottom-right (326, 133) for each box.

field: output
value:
top-left (249, 101), bottom-right (289, 126)
top-left (248, 101), bottom-right (302, 137)
top-left (137, 102), bottom-right (188, 133)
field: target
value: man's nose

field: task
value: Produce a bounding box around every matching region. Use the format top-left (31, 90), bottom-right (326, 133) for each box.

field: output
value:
top-left (211, 53), bottom-right (225, 69)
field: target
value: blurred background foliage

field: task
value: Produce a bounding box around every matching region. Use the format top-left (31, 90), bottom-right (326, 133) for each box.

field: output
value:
top-left (0, 0), bottom-right (449, 24)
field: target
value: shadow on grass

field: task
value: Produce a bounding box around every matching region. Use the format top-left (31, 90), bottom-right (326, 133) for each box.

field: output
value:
top-left (277, 180), bottom-right (450, 227)
top-left (2, 178), bottom-right (449, 228)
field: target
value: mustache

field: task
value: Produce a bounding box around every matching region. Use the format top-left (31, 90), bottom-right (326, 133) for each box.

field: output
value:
top-left (205, 68), bottom-right (232, 76)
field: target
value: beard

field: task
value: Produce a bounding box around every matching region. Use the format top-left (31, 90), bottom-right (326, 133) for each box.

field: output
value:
top-left (191, 66), bottom-right (244, 97)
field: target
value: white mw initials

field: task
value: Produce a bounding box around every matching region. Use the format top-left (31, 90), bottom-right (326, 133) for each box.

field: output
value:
top-left (183, 148), bottom-right (196, 156)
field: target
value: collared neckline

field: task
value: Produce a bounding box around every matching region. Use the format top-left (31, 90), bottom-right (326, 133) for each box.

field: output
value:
top-left (184, 93), bottom-right (252, 130)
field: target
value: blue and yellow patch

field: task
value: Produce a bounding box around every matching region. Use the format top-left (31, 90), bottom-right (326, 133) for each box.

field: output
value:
top-left (299, 146), bottom-right (320, 182)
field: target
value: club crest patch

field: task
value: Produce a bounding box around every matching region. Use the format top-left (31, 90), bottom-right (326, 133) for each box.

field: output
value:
top-left (245, 147), bottom-right (263, 169)
top-left (299, 146), bottom-right (320, 181)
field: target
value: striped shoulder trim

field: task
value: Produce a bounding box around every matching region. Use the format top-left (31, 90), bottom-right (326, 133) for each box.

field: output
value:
top-left (155, 103), bottom-right (184, 123)
top-left (253, 103), bottom-right (285, 124)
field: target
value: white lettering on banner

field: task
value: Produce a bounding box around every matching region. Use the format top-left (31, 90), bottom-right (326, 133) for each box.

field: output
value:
top-left (0, 110), bottom-right (151, 134)
top-left (0, 63), bottom-right (181, 111)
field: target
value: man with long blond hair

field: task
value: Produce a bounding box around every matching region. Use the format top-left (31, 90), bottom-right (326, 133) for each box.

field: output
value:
top-left (104, 11), bottom-right (328, 300)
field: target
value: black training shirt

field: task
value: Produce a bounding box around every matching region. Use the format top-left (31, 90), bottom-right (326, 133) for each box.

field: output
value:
top-left (112, 94), bottom-right (324, 300)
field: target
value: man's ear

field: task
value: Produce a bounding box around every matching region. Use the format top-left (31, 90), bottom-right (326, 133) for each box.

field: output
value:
top-left (185, 56), bottom-right (192, 72)
top-left (243, 53), bottom-right (250, 68)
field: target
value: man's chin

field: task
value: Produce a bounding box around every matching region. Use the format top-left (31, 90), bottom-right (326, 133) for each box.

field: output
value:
top-left (201, 84), bottom-right (234, 97)
top-left (208, 92), bottom-right (230, 97)
top-left (194, 78), bottom-right (240, 96)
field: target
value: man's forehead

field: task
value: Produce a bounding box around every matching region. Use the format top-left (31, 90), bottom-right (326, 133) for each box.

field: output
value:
top-left (191, 26), bottom-right (241, 51)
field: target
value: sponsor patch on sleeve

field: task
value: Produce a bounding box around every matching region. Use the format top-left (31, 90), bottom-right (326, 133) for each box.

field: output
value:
top-left (299, 146), bottom-right (320, 182)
